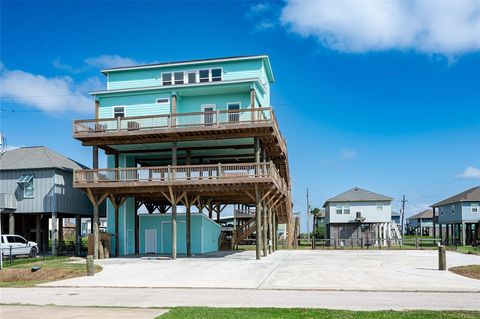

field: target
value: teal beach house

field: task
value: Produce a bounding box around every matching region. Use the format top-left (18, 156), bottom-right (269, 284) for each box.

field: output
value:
top-left (73, 55), bottom-right (292, 259)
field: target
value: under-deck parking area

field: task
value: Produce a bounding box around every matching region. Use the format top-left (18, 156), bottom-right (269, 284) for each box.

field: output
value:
top-left (41, 250), bottom-right (480, 292)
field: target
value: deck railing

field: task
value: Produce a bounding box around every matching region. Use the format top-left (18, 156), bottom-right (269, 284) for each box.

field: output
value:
top-left (74, 162), bottom-right (287, 193)
top-left (73, 107), bottom-right (287, 151)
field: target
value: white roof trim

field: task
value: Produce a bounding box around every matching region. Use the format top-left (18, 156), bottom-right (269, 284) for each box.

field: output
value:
top-left (101, 55), bottom-right (269, 74)
top-left (90, 78), bottom-right (261, 96)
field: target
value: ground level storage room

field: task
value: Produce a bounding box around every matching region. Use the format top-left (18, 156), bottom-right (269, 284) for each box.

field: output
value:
top-left (139, 213), bottom-right (221, 255)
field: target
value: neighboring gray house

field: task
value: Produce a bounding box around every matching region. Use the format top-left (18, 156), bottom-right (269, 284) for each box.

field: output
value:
top-left (406, 209), bottom-right (435, 236)
top-left (323, 187), bottom-right (402, 246)
top-left (0, 146), bottom-right (95, 254)
top-left (432, 186), bottom-right (480, 246)
top-left (391, 211), bottom-right (401, 225)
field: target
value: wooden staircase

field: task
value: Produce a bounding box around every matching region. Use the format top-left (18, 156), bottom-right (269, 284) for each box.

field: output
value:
top-left (233, 217), bottom-right (256, 245)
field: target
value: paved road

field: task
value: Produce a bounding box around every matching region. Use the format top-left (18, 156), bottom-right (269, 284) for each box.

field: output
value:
top-left (41, 250), bottom-right (480, 292)
top-left (1, 287), bottom-right (479, 310)
top-left (0, 305), bottom-right (168, 319)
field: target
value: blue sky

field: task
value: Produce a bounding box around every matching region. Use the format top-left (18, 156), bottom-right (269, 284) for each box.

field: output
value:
top-left (1, 1), bottom-right (479, 229)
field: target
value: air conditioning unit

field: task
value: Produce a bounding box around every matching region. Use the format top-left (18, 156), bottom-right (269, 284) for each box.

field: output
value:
top-left (355, 211), bottom-right (365, 222)
top-left (0, 193), bottom-right (17, 211)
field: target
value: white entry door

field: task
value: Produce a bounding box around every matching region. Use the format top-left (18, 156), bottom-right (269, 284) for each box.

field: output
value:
top-left (145, 229), bottom-right (157, 254)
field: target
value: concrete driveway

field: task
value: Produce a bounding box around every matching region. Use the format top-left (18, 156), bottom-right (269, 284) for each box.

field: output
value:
top-left (41, 250), bottom-right (480, 292)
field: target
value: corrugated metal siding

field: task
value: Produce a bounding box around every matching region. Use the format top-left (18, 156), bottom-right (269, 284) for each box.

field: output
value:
top-left (54, 170), bottom-right (93, 215)
top-left (107, 60), bottom-right (263, 90)
top-left (0, 168), bottom-right (93, 215)
top-left (0, 168), bottom-right (54, 213)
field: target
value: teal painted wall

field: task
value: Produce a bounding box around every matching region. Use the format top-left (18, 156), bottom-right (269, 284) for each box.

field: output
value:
top-left (139, 213), bottom-right (221, 254)
top-left (108, 59), bottom-right (265, 90)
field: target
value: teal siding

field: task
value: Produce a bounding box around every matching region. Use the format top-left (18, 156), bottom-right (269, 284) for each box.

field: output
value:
top-left (139, 213), bottom-right (221, 254)
top-left (98, 92), bottom-right (171, 119)
top-left (178, 92), bottom-right (251, 113)
top-left (108, 59), bottom-right (264, 90)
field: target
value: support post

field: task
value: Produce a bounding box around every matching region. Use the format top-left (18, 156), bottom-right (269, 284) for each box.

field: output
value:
top-left (58, 215), bottom-right (63, 253)
top-left (438, 245), bottom-right (446, 270)
top-left (186, 200), bottom-right (191, 257)
top-left (171, 201), bottom-right (177, 259)
top-left (93, 204), bottom-right (99, 259)
top-left (268, 207), bottom-right (273, 254)
top-left (461, 221), bottom-right (466, 246)
top-left (255, 187), bottom-right (262, 260)
top-left (35, 214), bottom-right (41, 250)
top-left (273, 212), bottom-right (278, 251)
top-left (263, 205), bottom-right (268, 256)
top-left (8, 213), bottom-right (14, 235)
top-left (75, 214), bottom-right (81, 256)
top-left (51, 212), bottom-right (58, 256)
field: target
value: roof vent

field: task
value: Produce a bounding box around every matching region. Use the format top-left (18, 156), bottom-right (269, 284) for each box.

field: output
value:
top-left (354, 187), bottom-right (359, 191)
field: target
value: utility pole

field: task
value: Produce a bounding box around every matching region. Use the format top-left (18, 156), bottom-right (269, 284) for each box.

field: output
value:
top-left (306, 188), bottom-right (310, 241)
top-left (400, 195), bottom-right (407, 237)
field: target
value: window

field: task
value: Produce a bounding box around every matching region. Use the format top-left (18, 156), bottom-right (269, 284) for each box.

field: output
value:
top-left (440, 207), bottom-right (443, 216)
top-left (451, 205), bottom-right (455, 214)
top-left (174, 72), bottom-right (184, 85)
top-left (113, 106), bottom-right (125, 118)
top-left (336, 205), bottom-right (342, 214)
top-left (199, 69), bottom-right (210, 82)
top-left (187, 72), bottom-right (197, 84)
top-left (17, 174), bottom-right (34, 198)
top-left (6, 236), bottom-right (15, 243)
top-left (472, 203), bottom-right (478, 213)
top-left (156, 98), bottom-right (169, 104)
top-left (14, 236), bottom-right (27, 244)
top-left (227, 102), bottom-right (240, 122)
top-left (343, 205), bottom-right (350, 214)
top-left (211, 68), bottom-right (222, 81)
top-left (162, 73), bottom-right (172, 86)
top-left (376, 203), bottom-right (383, 210)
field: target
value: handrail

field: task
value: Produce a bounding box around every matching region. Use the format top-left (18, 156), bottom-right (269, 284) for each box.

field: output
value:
top-left (73, 107), bottom-right (287, 153)
top-left (74, 162), bottom-right (288, 194)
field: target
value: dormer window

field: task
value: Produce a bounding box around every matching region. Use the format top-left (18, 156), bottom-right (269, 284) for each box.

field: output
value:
top-left (162, 73), bottom-right (172, 86)
top-left (199, 69), bottom-right (209, 83)
top-left (174, 72), bottom-right (184, 85)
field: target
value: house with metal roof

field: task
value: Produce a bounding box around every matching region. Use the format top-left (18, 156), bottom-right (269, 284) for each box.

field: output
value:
top-left (0, 146), bottom-right (97, 255)
top-left (431, 186), bottom-right (480, 246)
top-left (323, 187), bottom-right (401, 246)
top-left (406, 209), bottom-right (436, 236)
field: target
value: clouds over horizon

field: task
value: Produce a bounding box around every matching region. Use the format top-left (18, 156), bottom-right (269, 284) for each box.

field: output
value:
top-left (0, 65), bottom-right (94, 113)
top-left (280, 0), bottom-right (480, 57)
top-left (455, 166), bottom-right (480, 179)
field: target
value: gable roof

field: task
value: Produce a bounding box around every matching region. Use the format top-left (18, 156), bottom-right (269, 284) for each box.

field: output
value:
top-left (407, 209), bottom-right (433, 220)
top-left (100, 55), bottom-right (275, 82)
top-left (323, 187), bottom-right (393, 207)
top-left (431, 186), bottom-right (480, 207)
top-left (0, 146), bottom-right (88, 171)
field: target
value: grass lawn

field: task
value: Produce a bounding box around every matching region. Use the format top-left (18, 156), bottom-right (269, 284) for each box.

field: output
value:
top-left (158, 307), bottom-right (480, 319)
top-left (0, 256), bottom-right (101, 287)
top-left (450, 264), bottom-right (480, 280)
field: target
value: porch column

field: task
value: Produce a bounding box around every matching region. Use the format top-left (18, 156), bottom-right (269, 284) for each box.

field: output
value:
top-left (186, 200), bottom-right (191, 257)
top-left (51, 212), bottom-right (58, 256)
top-left (171, 94), bottom-right (177, 126)
top-left (262, 205), bottom-right (268, 256)
top-left (461, 221), bottom-right (466, 246)
top-left (254, 137), bottom-right (261, 260)
top-left (114, 154), bottom-right (120, 257)
top-left (8, 213), bottom-right (14, 235)
top-left (58, 214), bottom-right (64, 252)
top-left (250, 88), bottom-right (256, 121)
top-left (268, 207), bottom-right (273, 254)
top-left (171, 142), bottom-right (178, 260)
top-left (35, 214), bottom-right (41, 248)
top-left (273, 211), bottom-right (277, 252)
top-left (75, 214), bottom-right (81, 256)
top-left (93, 146), bottom-right (99, 259)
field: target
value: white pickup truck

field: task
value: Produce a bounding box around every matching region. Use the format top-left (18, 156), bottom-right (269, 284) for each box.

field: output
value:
top-left (0, 235), bottom-right (38, 258)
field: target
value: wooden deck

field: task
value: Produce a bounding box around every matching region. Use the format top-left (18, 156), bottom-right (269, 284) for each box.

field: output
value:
top-left (73, 107), bottom-right (289, 180)
top-left (74, 162), bottom-right (290, 222)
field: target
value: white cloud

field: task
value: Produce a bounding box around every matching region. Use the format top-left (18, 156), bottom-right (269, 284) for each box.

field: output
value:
top-left (0, 66), bottom-right (94, 113)
top-left (280, 0), bottom-right (480, 56)
top-left (85, 54), bottom-right (143, 69)
top-left (339, 148), bottom-right (358, 160)
top-left (455, 166), bottom-right (480, 179)
top-left (250, 3), bottom-right (269, 14)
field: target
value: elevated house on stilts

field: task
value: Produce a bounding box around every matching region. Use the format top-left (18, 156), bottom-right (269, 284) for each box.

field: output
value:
top-left (72, 55), bottom-right (292, 259)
